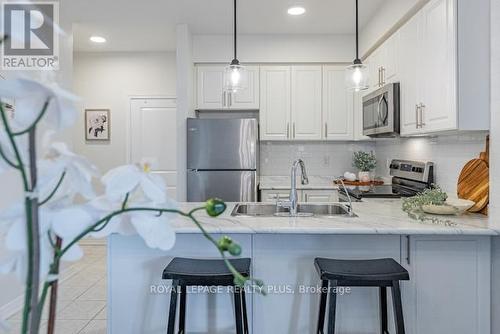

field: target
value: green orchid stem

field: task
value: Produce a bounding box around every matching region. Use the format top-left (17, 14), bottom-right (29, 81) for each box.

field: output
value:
top-left (40, 171), bottom-right (66, 206)
top-left (28, 127), bottom-right (43, 333)
top-left (0, 144), bottom-right (19, 169)
top-left (0, 101), bottom-right (34, 334)
top-left (57, 206), bottom-right (261, 290)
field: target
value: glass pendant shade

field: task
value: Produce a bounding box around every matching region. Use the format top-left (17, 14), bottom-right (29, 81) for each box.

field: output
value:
top-left (345, 62), bottom-right (369, 92)
top-left (223, 63), bottom-right (248, 92)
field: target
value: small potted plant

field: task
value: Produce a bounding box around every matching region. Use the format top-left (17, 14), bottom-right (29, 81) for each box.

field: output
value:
top-left (352, 151), bottom-right (377, 182)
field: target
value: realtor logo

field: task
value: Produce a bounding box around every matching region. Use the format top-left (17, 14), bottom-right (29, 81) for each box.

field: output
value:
top-left (1, 1), bottom-right (59, 70)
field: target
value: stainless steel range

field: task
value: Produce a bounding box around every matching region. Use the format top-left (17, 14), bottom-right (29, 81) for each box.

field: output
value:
top-left (339, 159), bottom-right (434, 201)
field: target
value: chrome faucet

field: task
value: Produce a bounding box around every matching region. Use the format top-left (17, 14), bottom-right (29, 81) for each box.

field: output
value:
top-left (277, 159), bottom-right (309, 216)
top-left (335, 177), bottom-right (355, 217)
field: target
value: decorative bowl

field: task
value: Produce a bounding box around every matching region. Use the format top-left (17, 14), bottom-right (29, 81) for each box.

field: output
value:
top-left (422, 198), bottom-right (475, 215)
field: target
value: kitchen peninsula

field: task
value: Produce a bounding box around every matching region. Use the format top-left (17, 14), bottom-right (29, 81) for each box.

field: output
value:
top-left (108, 200), bottom-right (494, 334)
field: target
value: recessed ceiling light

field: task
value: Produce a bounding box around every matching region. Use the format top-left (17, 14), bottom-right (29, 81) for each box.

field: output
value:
top-left (90, 36), bottom-right (106, 43)
top-left (287, 6), bottom-right (306, 16)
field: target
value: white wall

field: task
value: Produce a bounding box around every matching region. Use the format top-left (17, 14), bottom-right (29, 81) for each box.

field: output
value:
top-left (360, 0), bottom-right (425, 55)
top-left (193, 34), bottom-right (354, 63)
top-left (176, 24), bottom-right (196, 202)
top-left (72, 52), bottom-right (177, 173)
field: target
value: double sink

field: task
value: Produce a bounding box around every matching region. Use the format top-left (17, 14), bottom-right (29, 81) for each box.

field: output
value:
top-left (231, 203), bottom-right (357, 218)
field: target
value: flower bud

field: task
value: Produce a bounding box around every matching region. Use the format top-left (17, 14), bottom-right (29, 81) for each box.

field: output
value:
top-left (205, 198), bottom-right (227, 217)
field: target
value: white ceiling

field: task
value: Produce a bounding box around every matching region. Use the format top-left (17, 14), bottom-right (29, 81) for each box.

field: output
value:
top-left (68, 0), bottom-right (387, 52)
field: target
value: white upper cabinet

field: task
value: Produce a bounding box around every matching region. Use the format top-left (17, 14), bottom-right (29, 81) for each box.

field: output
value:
top-left (196, 65), bottom-right (259, 110)
top-left (399, 13), bottom-right (422, 136)
top-left (260, 66), bottom-right (291, 141)
top-left (229, 66), bottom-right (260, 109)
top-left (367, 33), bottom-right (400, 90)
top-left (323, 65), bottom-right (354, 140)
top-left (419, 0), bottom-right (457, 132)
top-left (398, 0), bottom-right (489, 135)
top-left (196, 66), bottom-right (225, 109)
top-left (291, 66), bottom-right (323, 140)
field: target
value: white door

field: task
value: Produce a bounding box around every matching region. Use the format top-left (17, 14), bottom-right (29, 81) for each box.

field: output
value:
top-left (322, 65), bottom-right (354, 140)
top-left (420, 0), bottom-right (457, 132)
top-left (260, 66), bottom-right (291, 141)
top-left (399, 13), bottom-right (422, 135)
top-left (291, 66), bottom-right (322, 140)
top-left (129, 98), bottom-right (177, 200)
top-left (196, 66), bottom-right (224, 109)
top-left (228, 65), bottom-right (260, 110)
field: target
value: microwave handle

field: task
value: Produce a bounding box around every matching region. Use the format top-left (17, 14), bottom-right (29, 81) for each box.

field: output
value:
top-left (376, 95), bottom-right (383, 126)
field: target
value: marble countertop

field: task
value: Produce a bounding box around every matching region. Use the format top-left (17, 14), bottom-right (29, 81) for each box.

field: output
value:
top-left (170, 199), bottom-right (497, 236)
top-left (259, 176), bottom-right (339, 190)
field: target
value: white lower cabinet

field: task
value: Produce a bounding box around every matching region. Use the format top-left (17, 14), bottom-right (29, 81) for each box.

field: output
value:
top-left (260, 189), bottom-right (294, 203)
top-left (260, 189), bottom-right (338, 203)
top-left (302, 190), bottom-right (338, 203)
top-left (401, 235), bottom-right (491, 334)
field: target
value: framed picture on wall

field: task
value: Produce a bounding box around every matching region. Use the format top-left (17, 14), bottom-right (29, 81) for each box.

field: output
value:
top-left (85, 109), bottom-right (110, 141)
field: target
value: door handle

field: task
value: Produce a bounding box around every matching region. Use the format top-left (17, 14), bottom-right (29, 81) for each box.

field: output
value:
top-left (228, 92), bottom-right (232, 107)
top-left (415, 104), bottom-right (420, 129)
top-left (223, 91), bottom-right (227, 107)
top-left (420, 103), bottom-right (426, 127)
top-left (381, 67), bottom-right (385, 85)
top-left (293, 123), bottom-right (296, 139)
top-left (287, 123), bottom-right (290, 139)
top-left (378, 68), bottom-right (382, 87)
top-left (406, 235), bottom-right (411, 265)
top-left (324, 123), bottom-right (328, 138)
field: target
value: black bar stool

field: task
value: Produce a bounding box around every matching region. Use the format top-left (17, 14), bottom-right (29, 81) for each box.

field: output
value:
top-left (314, 258), bottom-right (410, 334)
top-left (162, 257), bottom-right (251, 334)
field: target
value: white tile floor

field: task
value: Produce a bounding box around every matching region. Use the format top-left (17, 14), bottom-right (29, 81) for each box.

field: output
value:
top-left (7, 244), bottom-right (107, 334)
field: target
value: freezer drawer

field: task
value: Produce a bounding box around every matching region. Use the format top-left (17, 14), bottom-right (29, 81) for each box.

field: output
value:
top-left (187, 118), bottom-right (258, 170)
top-left (187, 170), bottom-right (257, 202)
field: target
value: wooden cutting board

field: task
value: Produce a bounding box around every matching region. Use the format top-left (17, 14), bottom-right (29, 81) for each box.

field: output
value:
top-left (457, 136), bottom-right (489, 213)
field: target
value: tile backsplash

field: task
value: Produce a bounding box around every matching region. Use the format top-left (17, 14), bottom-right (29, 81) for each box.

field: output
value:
top-left (261, 133), bottom-right (488, 194)
top-left (260, 141), bottom-right (375, 177)
top-left (375, 133), bottom-right (488, 193)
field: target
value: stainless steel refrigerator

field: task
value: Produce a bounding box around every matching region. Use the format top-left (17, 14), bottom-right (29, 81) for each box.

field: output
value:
top-left (187, 118), bottom-right (258, 202)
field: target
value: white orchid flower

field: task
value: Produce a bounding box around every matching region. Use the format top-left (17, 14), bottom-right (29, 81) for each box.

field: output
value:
top-left (102, 161), bottom-right (167, 203)
top-left (86, 197), bottom-right (177, 251)
top-left (37, 141), bottom-right (99, 202)
top-left (0, 204), bottom-right (55, 281)
top-left (0, 78), bottom-right (79, 132)
top-left (0, 125), bottom-right (28, 173)
top-left (0, 317), bottom-right (11, 333)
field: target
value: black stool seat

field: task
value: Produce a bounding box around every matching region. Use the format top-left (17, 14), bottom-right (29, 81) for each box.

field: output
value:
top-left (315, 258), bottom-right (410, 282)
top-left (163, 257), bottom-right (251, 334)
top-left (163, 257), bottom-right (251, 281)
top-left (315, 257), bottom-right (410, 334)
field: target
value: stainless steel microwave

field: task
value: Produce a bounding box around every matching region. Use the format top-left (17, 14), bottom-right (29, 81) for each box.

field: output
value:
top-left (362, 83), bottom-right (400, 137)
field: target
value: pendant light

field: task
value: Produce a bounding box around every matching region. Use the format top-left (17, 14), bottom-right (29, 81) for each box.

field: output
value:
top-left (224, 0), bottom-right (247, 92)
top-left (345, 0), bottom-right (369, 91)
